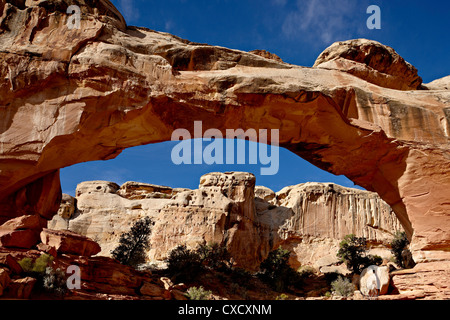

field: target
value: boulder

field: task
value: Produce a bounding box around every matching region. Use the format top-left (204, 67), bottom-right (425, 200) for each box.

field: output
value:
top-left (0, 253), bottom-right (22, 274)
top-left (36, 243), bottom-right (58, 258)
top-left (0, 215), bottom-right (42, 231)
top-left (40, 229), bottom-right (101, 257)
top-left (58, 194), bottom-right (76, 220)
top-left (6, 277), bottom-right (37, 299)
top-left (360, 265), bottom-right (390, 296)
top-left (140, 280), bottom-right (167, 297)
top-left (313, 39), bottom-right (422, 90)
top-left (0, 268), bottom-right (10, 296)
top-left (60, 256), bottom-right (144, 293)
top-left (0, 215), bottom-right (42, 249)
top-left (0, 229), bottom-right (40, 249)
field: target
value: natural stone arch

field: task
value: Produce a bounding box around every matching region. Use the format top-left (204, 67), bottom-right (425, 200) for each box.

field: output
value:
top-left (0, 0), bottom-right (449, 265)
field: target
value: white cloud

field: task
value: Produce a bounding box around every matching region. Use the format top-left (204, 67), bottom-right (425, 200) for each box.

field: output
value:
top-left (281, 0), bottom-right (364, 45)
top-left (164, 20), bottom-right (174, 32)
top-left (119, 0), bottom-right (140, 24)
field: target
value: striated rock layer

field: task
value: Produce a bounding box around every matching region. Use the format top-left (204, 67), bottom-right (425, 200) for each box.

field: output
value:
top-left (0, 0), bottom-right (449, 297)
top-left (49, 172), bottom-right (404, 270)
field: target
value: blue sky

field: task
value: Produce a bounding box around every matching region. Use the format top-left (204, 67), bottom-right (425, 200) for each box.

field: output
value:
top-left (61, 0), bottom-right (450, 195)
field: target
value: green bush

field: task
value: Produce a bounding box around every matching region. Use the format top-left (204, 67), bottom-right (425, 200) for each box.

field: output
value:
top-left (166, 244), bottom-right (203, 282)
top-left (196, 242), bottom-right (231, 270)
top-left (276, 293), bottom-right (289, 300)
top-left (259, 247), bottom-right (300, 292)
top-left (337, 234), bottom-right (382, 274)
top-left (18, 257), bottom-right (34, 273)
top-left (17, 254), bottom-right (66, 297)
top-left (331, 276), bottom-right (354, 297)
top-left (390, 231), bottom-right (410, 268)
top-left (18, 254), bottom-right (54, 274)
top-left (185, 286), bottom-right (212, 300)
top-left (111, 216), bottom-right (154, 267)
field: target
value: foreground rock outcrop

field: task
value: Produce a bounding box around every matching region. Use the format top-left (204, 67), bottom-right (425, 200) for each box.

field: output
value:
top-left (0, 0), bottom-right (449, 298)
top-left (49, 172), bottom-right (403, 270)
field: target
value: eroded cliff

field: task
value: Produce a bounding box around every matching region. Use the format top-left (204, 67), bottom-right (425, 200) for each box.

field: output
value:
top-left (49, 172), bottom-right (404, 271)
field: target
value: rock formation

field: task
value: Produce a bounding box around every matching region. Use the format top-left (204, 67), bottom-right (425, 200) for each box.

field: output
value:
top-left (49, 172), bottom-right (403, 270)
top-left (0, 0), bottom-right (449, 298)
top-left (359, 265), bottom-right (390, 296)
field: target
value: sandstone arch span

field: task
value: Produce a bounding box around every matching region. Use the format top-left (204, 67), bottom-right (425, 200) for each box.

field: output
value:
top-left (0, 0), bottom-right (449, 265)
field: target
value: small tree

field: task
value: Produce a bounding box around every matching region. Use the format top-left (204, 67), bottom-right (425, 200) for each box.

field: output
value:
top-left (111, 216), bottom-right (154, 267)
top-left (259, 247), bottom-right (299, 292)
top-left (390, 231), bottom-right (409, 268)
top-left (196, 242), bottom-right (231, 270)
top-left (337, 234), bottom-right (381, 274)
top-left (166, 244), bottom-right (203, 282)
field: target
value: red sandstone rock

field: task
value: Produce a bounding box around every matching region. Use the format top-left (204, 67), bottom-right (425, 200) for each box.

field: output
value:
top-left (0, 214), bottom-right (42, 248)
top-left (0, 252), bottom-right (22, 274)
top-left (0, 215), bottom-right (41, 231)
top-left (0, 268), bottom-right (10, 296)
top-left (5, 277), bottom-right (37, 299)
top-left (0, 1), bottom-right (447, 265)
top-left (40, 228), bottom-right (101, 257)
top-left (140, 280), bottom-right (167, 297)
top-left (36, 243), bottom-right (58, 257)
top-left (0, 0), bottom-right (448, 298)
top-left (313, 39), bottom-right (422, 90)
top-left (0, 229), bottom-right (40, 249)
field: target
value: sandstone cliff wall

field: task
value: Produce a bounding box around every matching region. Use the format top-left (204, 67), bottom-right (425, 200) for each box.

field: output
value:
top-left (49, 172), bottom-right (403, 270)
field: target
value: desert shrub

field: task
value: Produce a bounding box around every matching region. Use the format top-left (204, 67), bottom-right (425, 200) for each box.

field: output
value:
top-left (18, 257), bottom-right (34, 273)
top-left (337, 234), bottom-right (382, 274)
top-left (196, 242), bottom-right (231, 271)
top-left (166, 244), bottom-right (203, 282)
top-left (17, 254), bottom-right (66, 297)
top-left (18, 254), bottom-right (54, 274)
top-left (43, 267), bottom-right (67, 297)
top-left (259, 247), bottom-right (300, 292)
top-left (111, 216), bottom-right (154, 267)
top-left (230, 267), bottom-right (253, 289)
top-left (390, 231), bottom-right (410, 268)
top-left (364, 254), bottom-right (383, 267)
top-left (185, 286), bottom-right (212, 300)
top-left (276, 293), bottom-right (289, 300)
top-left (331, 276), bottom-right (354, 297)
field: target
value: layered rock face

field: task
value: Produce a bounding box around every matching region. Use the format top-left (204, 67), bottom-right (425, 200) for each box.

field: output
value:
top-left (50, 172), bottom-right (403, 270)
top-left (49, 180), bottom-right (173, 257)
top-left (0, 0), bottom-right (449, 297)
top-left (257, 182), bottom-right (403, 269)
